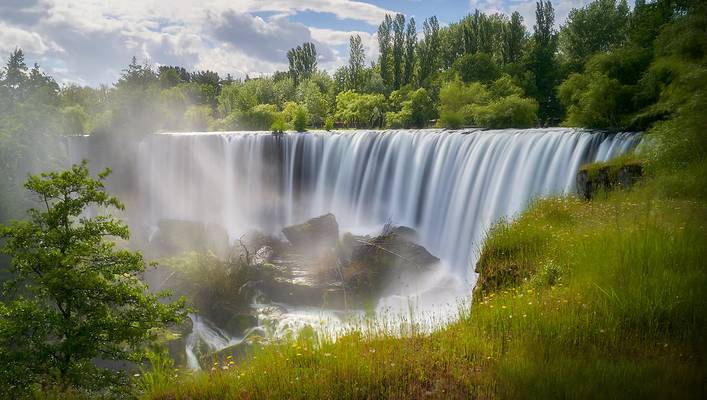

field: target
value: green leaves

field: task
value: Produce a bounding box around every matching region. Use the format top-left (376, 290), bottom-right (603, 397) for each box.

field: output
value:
top-left (0, 162), bottom-right (187, 397)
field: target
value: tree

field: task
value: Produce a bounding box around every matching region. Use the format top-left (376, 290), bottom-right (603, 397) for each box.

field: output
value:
top-left (348, 35), bottom-right (366, 91)
top-left (0, 163), bottom-right (186, 397)
top-left (502, 12), bottom-right (526, 65)
top-left (334, 90), bottom-right (386, 128)
top-left (392, 14), bottom-right (406, 89)
top-left (559, 0), bottom-right (630, 71)
top-left (3, 48), bottom-right (27, 90)
top-left (386, 88), bottom-right (435, 128)
top-left (453, 53), bottom-right (500, 83)
top-left (297, 79), bottom-right (329, 126)
top-left (377, 15), bottom-right (393, 87)
top-left (117, 57), bottom-right (158, 89)
top-left (528, 0), bottom-right (560, 124)
top-left (287, 42), bottom-right (317, 84)
top-left (293, 105), bottom-right (308, 132)
top-left (417, 16), bottom-right (441, 85)
top-left (403, 17), bottom-right (417, 86)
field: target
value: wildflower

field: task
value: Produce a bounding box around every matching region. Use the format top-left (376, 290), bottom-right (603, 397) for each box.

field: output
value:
top-left (522, 314), bottom-right (527, 318)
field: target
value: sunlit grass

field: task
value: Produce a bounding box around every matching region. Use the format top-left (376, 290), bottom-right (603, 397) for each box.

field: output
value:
top-left (143, 178), bottom-right (707, 399)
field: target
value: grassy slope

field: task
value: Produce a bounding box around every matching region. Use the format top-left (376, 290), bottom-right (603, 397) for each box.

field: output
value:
top-left (143, 173), bottom-right (707, 399)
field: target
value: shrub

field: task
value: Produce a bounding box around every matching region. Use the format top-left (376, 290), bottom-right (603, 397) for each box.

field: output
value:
top-left (293, 105), bottom-right (308, 132)
top-left (238, 104), bottom-right (279, 130)
top-left (324, 116), bottom-right (334, 131)
top-left (473, 94), bottom-right (538, 128)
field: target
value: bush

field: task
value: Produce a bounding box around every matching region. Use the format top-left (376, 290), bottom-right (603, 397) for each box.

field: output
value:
top-left (293, 105), bottom-right (308, 132)
top-left (473, 94), bottom-right (538, 128)
top-left (271, 113), bottom-right (286, 133)
top-left (324, 116), bottom-right (334, 131)
top-left (334, 90), bottom-right (386, 128)
top-left (438, 77), bottom-right (537, 128)
top-left (238, 104), bottom-right (279, 130)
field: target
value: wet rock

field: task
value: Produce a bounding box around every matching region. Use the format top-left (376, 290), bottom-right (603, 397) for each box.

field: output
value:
top-left (254, 245), bottom-right (274, 264)
top-left (200, 341), bottom-right (258, 368)
top-left (338, 226), bottom-right (439, 295)
top-left (225, 314), bottom-right (258, 337)
top-left (282, 213), bottom-right (339, 248)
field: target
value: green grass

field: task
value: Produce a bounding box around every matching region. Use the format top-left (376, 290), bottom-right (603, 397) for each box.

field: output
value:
top-left (141, 177), bottom-right (707, 399)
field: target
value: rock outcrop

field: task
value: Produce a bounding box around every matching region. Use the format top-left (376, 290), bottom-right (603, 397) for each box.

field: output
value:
top-left (577, 160), bottom-right (643, 200)
top-left (282, 213), bottom-right (339, 248)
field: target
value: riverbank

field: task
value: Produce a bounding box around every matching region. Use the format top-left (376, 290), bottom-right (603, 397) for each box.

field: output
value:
top-left (141, 168), bottom-right (706, 398)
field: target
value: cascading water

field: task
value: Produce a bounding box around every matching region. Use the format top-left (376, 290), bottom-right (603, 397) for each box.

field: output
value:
top-left (137, 128), bottom-right (638, 273)
top-left (68, 128), bottom-right (640, 367)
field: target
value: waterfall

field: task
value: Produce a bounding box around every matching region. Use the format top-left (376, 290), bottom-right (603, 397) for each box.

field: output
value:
top-left (68, 128), bottom-right (640, 358)
top-left (135, 128), bottom-right (639, 275)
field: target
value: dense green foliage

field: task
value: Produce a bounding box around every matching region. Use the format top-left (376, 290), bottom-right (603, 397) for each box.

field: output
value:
top-left (438, 77), bottom-right (538, 128)
top-left (1, 0), bottom-right (707, 398)
top-left (142, 2), bottom-right (707, 398)
top-left (0, 162), bottom-right (187, 398)
top-left (1, 0), bottom-right (699, 141)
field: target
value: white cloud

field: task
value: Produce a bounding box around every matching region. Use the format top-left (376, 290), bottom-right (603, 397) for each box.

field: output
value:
top-left (0, 0), bottom-right (404, 85)
top-left (0, 0), bottom-right (400, 85)
top-left (0, 21), bottom-right (63, 55)
top-left (468, 0), bottom-right (591, 28)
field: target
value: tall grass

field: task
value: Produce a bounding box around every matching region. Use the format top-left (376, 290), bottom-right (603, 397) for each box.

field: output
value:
top-left (143, 180), bottom-right (706, 399)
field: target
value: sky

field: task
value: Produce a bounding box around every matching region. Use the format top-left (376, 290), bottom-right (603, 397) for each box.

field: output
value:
top-left (0, 0), bottom-right (596, 86)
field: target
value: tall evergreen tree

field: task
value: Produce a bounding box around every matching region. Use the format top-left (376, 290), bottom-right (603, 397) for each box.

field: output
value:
top-left (392, 13), bottom-right (406, 89)
top-left (2, 48), bottom-right (28, 101)
top-left (403, 17), bottom-right (417, 86)
top-left (377, 15), bottom-right (393, 87)
top-left (348, 34), bottom-right (366, 92)
top-left (417, 16), bottom-right (441, 85)
top-left (530, 0), bottom-right (560, 124)
top-left (502, 12), bottom-right (526, 65)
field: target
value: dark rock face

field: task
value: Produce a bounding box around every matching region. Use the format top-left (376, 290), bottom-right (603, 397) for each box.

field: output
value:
top-left (617, 164), bottom-right (643, 188)
top-left (577, 163), bottom-right (643, 200)
top-left (337, 226), bottom-right (439, 295)
top-left (282, 213), bottom-right (340, 248)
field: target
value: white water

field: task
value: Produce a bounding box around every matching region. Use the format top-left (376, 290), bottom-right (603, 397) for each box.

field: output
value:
top-left (69, 128), bottom-right (640, 365)
top-left (138, 128), bottom-right (638, 273)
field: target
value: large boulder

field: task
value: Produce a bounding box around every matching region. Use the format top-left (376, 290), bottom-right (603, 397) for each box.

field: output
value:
top-left (282, 213), bottom-right (339, 248)
top-left (339, 226), bottom-right (439, 295)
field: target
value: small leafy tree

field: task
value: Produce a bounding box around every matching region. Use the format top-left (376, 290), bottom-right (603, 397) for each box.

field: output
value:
top-left (0, 162), bottom-right (187, 397)
top-left (293, 105), bottom-right (309, 132)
